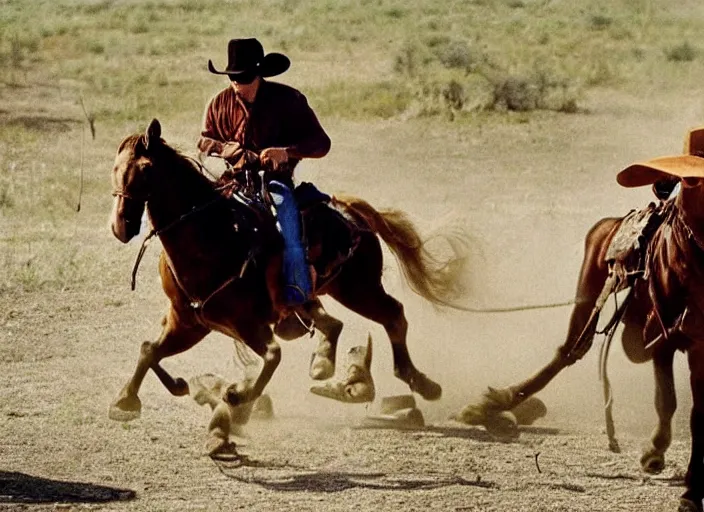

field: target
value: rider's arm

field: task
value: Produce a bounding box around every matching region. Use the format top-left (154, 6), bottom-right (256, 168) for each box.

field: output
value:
top-left (197, 93), bottom-right (242, 160)
top-left (283, 92), bottom-right (331, 160)
top-left (197, 99), bottom-right (226, 156)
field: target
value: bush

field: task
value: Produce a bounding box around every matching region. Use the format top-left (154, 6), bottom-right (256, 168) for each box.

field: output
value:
top-left (589, 14), bottom-right (612, 30)
top-left (434, 40), bottom-right (477, 74)
top-left (484, 69), bottom-right (580, 113)
top-left (393, 40), bottom-right (432, 78)
top-left (408, 78), bottom-right (472, 120)
top-left (665, 42), bottom-right (697, 62)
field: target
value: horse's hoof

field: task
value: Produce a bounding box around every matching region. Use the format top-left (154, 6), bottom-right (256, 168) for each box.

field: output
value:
top-left (484, 411), bottom-right (519, 440)
top-left (678, 497), bottom-right (702, 512)
top-left (453, 403), bottom-right (487, 425)
top-left (190, 373), bottom-right (229, 409)
top-left (510, 396), bottom-right (547, 425)
top-left (408, 373), bottom-right (442, 401)
top-left (207, 438), bottom-right (239, 461)
top-left (172, 377), bottom-right (190, 397)
top-left (640, 450), bottom-right (665, 474)
top-left (483, 386), bottom-right (516, 409)
top-left (309, 354), bottom-right (335, 381)
top-left (608, 438), bottom-right (621, 454)
top-left (223, 383), bottom-right (252, 407)
top-left (108, 395), bottom-right (141, 422)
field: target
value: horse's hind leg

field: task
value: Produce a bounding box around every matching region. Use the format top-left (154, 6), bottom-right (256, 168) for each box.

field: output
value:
top-left (640, 344), bottom-right (677, 474)
top-left (109, 306), bottom-right (209, 422)
top-left (328, 256), bottom-right (441, 400)
top-left (681, 341), bottom-right (704, 512)
top-left (305, 299), bottom-right (343, 380)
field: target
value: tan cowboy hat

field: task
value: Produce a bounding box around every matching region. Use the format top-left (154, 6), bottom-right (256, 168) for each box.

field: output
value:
top-left (359, 395), bottom-right (426, 430)
top-left (617, 126), bottom-right (704, 187)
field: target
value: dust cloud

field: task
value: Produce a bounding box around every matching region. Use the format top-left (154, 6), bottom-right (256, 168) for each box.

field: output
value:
top-left (241, 91), bottom-right (701, 442)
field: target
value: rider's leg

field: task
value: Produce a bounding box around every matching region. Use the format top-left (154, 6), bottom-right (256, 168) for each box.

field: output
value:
top-left (268, 180), bottom-right (313, 306)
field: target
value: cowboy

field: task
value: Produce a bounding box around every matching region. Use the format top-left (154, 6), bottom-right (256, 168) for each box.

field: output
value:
top-left (198, 38), bottom-right (331, 308)
top-left (650, 127), bottom-right (704, 201)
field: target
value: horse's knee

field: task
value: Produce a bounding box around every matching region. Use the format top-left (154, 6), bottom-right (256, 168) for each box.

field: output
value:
top-left (264, 342), bottom-right (281, 366)
top-left (139, 341), bottom-right (156, 359)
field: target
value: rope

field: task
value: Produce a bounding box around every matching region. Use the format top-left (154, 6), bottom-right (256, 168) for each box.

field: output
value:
top-left (454, 299), bottom-right (575, 314)
top-left (597, 286), bottom-right (633, 454)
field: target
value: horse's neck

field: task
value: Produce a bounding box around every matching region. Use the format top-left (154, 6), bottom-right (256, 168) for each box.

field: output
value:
top-left (145, 152), bottom-right (248, 300)
top-left (146, 153), bottom-right (216, 231)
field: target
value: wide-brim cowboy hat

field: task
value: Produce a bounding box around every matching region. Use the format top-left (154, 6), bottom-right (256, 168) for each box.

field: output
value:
top-left (358, 394), bottom-right (426, 430)
top-left (617, 127), bottom-right (704, 187)
top-left (207, 37), bottom-right (290, 78)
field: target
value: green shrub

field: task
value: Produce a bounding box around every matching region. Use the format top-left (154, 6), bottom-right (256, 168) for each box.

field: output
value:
top-left (86, 41), bottom-right (105, 54)
top-left (485, 69), bottom-right (580, 113)
top-left (393, 40), bottom-right (432, 78)
top-left (0, 184), bottom-right (13, 209)
top-left (665, 41), bottom-right (697, 62)
top-left (434, 40), bottom-right (477, 74)
top-left (314, 80), bottom-right (412, 119)
top-left (589, 14), bottom-right (612, 30)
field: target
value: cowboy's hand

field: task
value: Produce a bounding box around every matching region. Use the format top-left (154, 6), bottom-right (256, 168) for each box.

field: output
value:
top-left (219, 142), bottom-right (242, 160)
top-left (260, 147), bottom-right (289, 170)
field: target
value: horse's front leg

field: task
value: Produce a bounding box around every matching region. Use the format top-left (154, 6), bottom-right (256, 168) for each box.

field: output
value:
top-left (109, 306), bottom-right (209, 421)
top-left (681, 341), bottom-right (704, 512)
top-left (223, 322), bottom-right (281, 407)
top-left (456, 218), bottom-right (617, 427)
top-left (640, 345), bottom-right (677, 474)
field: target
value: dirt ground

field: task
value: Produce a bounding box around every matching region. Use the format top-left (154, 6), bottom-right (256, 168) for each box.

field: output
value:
top-left (2, 88), bottom-right (703, 511)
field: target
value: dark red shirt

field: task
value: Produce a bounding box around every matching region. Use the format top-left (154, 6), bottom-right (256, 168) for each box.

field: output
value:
top-left (197, 80), bottom-right (331, 170)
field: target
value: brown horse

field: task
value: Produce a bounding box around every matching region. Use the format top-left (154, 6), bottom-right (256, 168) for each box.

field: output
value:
top-left (459, 145), bottom-right (704, 511)
top-left (108, 119), bottom-right (468, 454)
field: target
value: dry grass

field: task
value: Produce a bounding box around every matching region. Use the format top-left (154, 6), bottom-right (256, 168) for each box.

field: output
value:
top-left (1, 3), bottom-right (703, 505)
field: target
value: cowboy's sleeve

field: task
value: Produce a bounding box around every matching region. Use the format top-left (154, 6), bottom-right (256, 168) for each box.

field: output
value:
top-left (197, 98), bottom-right (225, 156)
top-left (285, 93), bottom-right (331, 160)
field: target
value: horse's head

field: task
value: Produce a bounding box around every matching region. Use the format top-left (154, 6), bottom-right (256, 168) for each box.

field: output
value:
top-left (110, 119), bottom-right (162, 243)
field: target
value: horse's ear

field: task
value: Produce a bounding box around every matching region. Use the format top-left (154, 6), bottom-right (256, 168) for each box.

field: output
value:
top-left (144, 119), bottom-right (161, 150)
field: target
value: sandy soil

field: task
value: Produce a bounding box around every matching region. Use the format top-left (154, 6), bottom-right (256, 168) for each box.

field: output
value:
top-left (2, 88), bottom-right (704, 511)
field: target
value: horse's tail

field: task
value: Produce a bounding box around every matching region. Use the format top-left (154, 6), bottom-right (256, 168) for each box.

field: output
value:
top-left (333, 195), bottom-right (469, 310)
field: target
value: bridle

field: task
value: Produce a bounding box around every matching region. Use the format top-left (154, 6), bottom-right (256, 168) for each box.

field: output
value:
top-left (112, 189), bottom-right (145, 201)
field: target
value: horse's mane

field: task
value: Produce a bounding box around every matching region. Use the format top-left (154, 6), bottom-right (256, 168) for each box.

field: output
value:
top-left (119, 133), bottom-right (214, 191)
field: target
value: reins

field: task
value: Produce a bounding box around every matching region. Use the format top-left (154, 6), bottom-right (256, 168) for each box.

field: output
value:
top-left (129, 195), bottom-right (224, 291)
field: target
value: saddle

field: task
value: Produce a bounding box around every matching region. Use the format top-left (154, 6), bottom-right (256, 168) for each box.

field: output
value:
top-left (603, 199), bottom-right (693, 351)
top-left (216, 170), bottom-right (361, 296)
top-left (605, 201), bottom-right (668, 286)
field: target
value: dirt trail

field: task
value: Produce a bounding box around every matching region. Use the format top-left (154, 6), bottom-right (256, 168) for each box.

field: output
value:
top-left (1, 88), bottom-right (703, 511)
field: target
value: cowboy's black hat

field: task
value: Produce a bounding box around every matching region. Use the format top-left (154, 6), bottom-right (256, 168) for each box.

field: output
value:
top-left (207, 38), bottom-right (290, 77)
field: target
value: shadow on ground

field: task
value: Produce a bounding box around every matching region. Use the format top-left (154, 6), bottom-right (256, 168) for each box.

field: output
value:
top-left (215, 456), bottom-right (497, 493)
top-left (352, 424), bottom-right (562, 442)
top-left (0, 471), bottom-right (136, 504)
